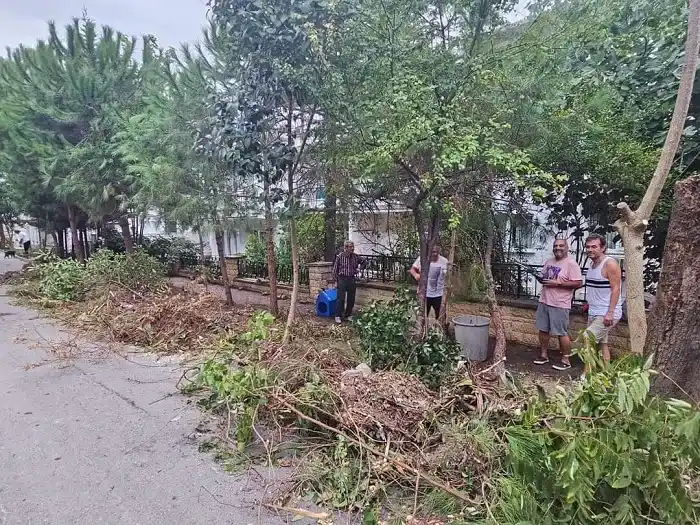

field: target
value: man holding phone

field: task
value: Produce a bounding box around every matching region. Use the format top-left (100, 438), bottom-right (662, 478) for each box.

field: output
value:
top-left (534, 238), bottom-right (583, 370)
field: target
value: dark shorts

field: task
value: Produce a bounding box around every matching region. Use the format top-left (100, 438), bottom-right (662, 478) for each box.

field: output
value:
top-left (535, 303), bottom-right (570, 337)
top-left (426, 296), bottom-right (442, 318)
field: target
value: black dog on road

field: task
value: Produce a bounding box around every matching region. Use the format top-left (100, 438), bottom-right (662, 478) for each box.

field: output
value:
top-left (4, 250), bottom-right (16, 258)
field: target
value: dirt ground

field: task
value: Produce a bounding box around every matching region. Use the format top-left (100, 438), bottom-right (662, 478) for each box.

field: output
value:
top-left (169, 277), bottom-right (581, 388)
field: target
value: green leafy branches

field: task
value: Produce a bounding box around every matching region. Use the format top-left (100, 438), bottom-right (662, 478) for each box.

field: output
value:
top-left (496, 348), bottom-right (700, 524)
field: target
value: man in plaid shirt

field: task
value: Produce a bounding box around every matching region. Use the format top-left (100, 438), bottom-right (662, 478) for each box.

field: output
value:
top-left (331, 240), bottom-right (366, 324)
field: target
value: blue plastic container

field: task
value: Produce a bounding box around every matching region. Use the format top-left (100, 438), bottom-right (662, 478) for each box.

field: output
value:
top-left (316, 288), bottom-right (337, 318)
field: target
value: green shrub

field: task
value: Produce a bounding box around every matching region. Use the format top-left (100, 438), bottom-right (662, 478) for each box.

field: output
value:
top-left (143, 236), bottom-right (199, 266)
top-left (82, 250), bottom-right (165, 295)
top-left (36, 250), bottom-right (165, 301)
top-left (244, 235), bottom-right (266, 266)
top-left (38, 258), bottom-right (86, 301)
top-left (494, 347), bottom-right (700, 524)
top-left (405, 329), bottom-right (460, 389)
top-left (354, 288), bottom-right (458, 388)
top-left (353, 287), bottom-right (415, 369)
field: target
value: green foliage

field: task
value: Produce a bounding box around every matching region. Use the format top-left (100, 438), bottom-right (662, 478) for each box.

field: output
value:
top-left (37, 250), bottom-right (165, 301)
top-left (197, 361), bottom-right (273, 450)
top-left (493, 348), bottom-right (700, 524)
top-left (244, 235), bottom-right (267, 266)
top-left (407, 330), bottom-right (460, 390)
top-left (354, 288), bottom-right (458, 388)
top-left (38, 257), bottom-right (86, 301)
top-left (354, 288), bottom-right (415, 370)
top-left (278, 212), bottom-right (326, 263)
top-left (82, 250), bottom-right (165, 295)
top-left (143, 236), bottom-right (199, 266)
top-left (239, 311), bottom-right (275, 343)
top-left (194, 311), bottom-right (276, 449)
top-left (299, 435), bottom-right (373, 510)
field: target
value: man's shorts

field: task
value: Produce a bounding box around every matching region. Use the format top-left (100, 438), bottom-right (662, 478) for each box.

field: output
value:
top-left (584, 316), bottom-right (620, 344)
top-left (535, 303), bottom-right (570, 336)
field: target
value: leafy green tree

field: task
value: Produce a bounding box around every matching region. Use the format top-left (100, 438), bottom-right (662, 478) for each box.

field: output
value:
top-left (0, 17), bottom-right (150, 261)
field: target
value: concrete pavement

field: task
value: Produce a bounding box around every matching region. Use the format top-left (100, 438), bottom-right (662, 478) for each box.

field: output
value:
top-left (0, 257), bottom-right (293, 525)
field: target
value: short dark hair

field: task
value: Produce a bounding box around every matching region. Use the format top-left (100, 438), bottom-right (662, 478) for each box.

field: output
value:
top-left (585, 233), bottom-right (607, 249)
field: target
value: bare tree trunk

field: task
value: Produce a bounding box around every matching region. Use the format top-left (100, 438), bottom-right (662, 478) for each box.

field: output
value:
top-left (413, 206), bottom-right (441, 335)
top-left (51, 231), bottom-right (60, 256)
top-left (484, 213), bottom-right (507, 379)
top-left (263, 174), bottom-right (279, 316)
top-left (0, 220), bottom-right (6, 248)
top-left (118, 216), bottom-right (135, 254)
top-left (283, 97), bottom-right (300, 345)
top-left (81, 229), bottom-right (90, 259)
top-left (283, 215), bottom-right (299, 344)
top-left (67, 205), bottom-right (85, 263)
top-left (614, 0), bottom-right (700, 355)
top-left (648, 176), bottom-right (700, 403)
top-left (138, 214), bottom-right (145, 245)
top-left (215, 228), bottom-right (234, 306)
top-left (439, 226), bottom-right (457, 328)
top-left (323, 189), bottom-right (337, 262)
top-left (197, 227), bottom-right (208, 292)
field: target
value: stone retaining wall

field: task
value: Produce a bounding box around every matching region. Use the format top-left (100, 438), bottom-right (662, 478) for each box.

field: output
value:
top-left (224, 261), bottom-right (631, 355)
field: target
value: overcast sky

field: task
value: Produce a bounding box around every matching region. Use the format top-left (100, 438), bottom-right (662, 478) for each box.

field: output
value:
top-left (0, 0), bottom-right (209, 52)
top-left (0, 0), bottom-right (531, 54)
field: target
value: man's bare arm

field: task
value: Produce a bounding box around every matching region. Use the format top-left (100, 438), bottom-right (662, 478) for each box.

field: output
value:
top-left (605, 260), bottom-right (622, 316)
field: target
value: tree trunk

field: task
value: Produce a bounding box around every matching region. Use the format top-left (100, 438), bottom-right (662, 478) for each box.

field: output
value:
top-left (263, 174), bottom-right (279, 316)
top-left (283, 214), bottom-right (299, 344)
top-left (648, 176), bottom-right (700, 403)
top-left (323, 189), bottom-right (337, 262)
top-left (215, 228), bottom-right (234, 306)
top-left (413, 206), bottom-right (441, 335)
top-left (484, 213), bottom-right (507, 379)
top-left (614, 0), bottom-right (700, 354)
top-left (439, 226), bottom-right (457, 328)
top-left (0, 220), bottom-right (6, 248)
top-left (283, 97), bottom-right (300, 344)
top-left (118, 217), bottom-right (135, 254)
top-left (197, 228), bottom-right (208, 291)
top-left (82, 229), bottom-right (90, 259)
top-left (138, 214), bottom-right (145, 245)
top-left (67, 205), bottom-right (85, 263)
top-left (51, 231), bottom-right (60, 257)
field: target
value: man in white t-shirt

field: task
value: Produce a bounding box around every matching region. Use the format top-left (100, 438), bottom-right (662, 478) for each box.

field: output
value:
top-left (16, 230), bottom-right (30, 256)
top-left (410, 245), bottom-right (448, 318)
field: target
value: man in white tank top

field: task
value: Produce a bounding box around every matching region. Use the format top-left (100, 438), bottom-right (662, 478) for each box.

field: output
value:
top-left (583, 234), bottom-right (623, 363)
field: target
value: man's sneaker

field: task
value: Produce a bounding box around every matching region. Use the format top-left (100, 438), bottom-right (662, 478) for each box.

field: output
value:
top-left (552, 361), bottom-right (572, 371)
top-left (334, 317), bottom-right (342, 324)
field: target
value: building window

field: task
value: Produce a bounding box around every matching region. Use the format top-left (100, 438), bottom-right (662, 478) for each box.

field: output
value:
top-left (164, 220), bottom-right (177, 234)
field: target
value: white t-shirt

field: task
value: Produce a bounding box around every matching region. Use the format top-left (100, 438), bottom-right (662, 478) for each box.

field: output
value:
top-left (16, 231), bottom-right (28, 245)
top-left (412, 256), bottom-right (448, 298)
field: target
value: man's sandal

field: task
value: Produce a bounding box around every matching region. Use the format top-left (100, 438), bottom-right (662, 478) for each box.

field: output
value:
top-left (533, 357), bottom-right (550, 365)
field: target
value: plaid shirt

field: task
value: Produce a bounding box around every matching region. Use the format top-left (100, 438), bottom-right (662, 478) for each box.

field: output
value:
top-left (332, 251), bottom-right (366, 279)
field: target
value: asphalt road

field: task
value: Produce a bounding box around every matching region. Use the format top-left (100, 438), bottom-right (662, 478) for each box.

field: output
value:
top-left (0, 257), bottom-right (292, 525)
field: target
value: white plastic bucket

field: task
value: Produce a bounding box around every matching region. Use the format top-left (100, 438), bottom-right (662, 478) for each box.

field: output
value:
top-left (452, 315), bottom-right (490, 362)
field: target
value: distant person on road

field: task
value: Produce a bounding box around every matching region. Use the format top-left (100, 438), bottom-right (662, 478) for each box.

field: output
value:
top-left (410, 245), bottom-right (448, 319)
top-left (582, 233), bottom-right (623, 364)
top-left (16, 230), bottom-right (30, 256)
top-left (331, 240), bottom-right (366, 324)
top-left (534, 238), bottom-right (583, 370)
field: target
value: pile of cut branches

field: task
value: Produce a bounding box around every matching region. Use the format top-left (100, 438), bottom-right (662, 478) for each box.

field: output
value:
top-left (70, 286), bottom-right (253, 353)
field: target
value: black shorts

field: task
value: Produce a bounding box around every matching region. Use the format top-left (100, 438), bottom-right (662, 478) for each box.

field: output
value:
top-left (426, 296), bottom-right (442, 318)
